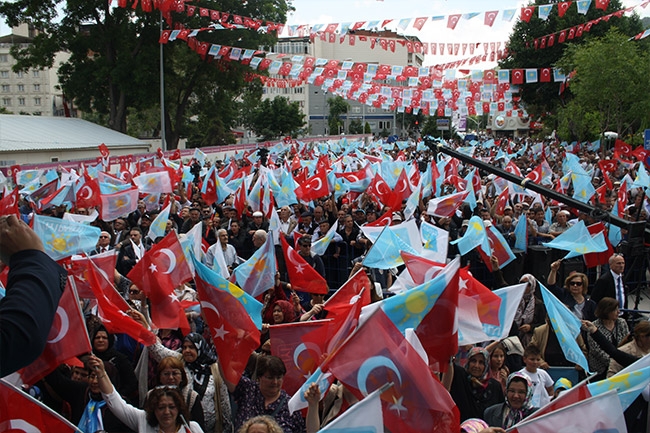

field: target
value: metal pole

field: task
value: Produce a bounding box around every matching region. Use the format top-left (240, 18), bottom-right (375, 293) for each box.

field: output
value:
top-left (425, 138), bottom-right (642, 233)
top-left (159, 12), bottom-right (166, 151)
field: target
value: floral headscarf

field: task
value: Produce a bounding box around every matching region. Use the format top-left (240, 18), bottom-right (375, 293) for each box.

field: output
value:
top-left (183, 333), bottom-right (217, 399)
top-left (466, 346), bottom-right (490, 388)
top-left (503, 372), bottom-right (533, 428)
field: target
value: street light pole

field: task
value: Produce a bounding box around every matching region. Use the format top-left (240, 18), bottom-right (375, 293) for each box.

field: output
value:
top-left (159, 12), bottom-right (166, 151)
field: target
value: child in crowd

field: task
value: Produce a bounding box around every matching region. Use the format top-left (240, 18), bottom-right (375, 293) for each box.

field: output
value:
top-left (516, 344), bottom-right (553, 408)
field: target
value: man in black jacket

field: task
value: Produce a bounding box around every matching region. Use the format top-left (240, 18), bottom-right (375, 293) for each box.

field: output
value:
top-left (0, 214), bottom-right (67, 377)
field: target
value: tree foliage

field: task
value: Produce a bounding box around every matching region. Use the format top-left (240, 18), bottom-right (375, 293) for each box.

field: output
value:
top-left (245, 96), bottom-right (305, 140)
top-left (555, 29), bottom-right (650, 140)
top-left (327, 95), bottom-right (349, 135)
top-left (0, 0), bottom-right (292, 148)
top-left (499, 0), bottom-right (644, 123)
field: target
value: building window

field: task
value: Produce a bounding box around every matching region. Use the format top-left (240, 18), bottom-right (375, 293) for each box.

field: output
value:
top-left (0, 71), bottom-right (8, 78)
top-left (32, 70), bottom-right (39, 78)
top-left (17, 84), bottom-right (24, 92)
top-left (34, 97), bottom-right (41, 105)
top-left (2, 97), bottom-right (11, 106)
top-left (33, 84), bottom-right (40, 92)
top-left (351, 106), bottom-right (361, 114)
top-left (15, 71), bottom-right (23, 78)
top-left (0, 54), bottom-right (7, 62)
top-left (1, 84), bottom-right (9, 92)
top-left (18, 97), bottom-right (25, 105)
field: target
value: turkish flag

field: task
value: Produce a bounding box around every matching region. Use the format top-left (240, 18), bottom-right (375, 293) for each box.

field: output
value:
top-left (511, 69), bottom-right (524, 84)
top-left (458, 267), bottom-right (501, 326)
top-left (413, 17), bottom-right (427, 30)
top-left (598, 159), bottom-right (617, 173)
top-left (505, 160), bottom-right (523, 176)
top-left (595, 0), bottom-right (611, 10)
top-left (632, 146), bottom-right (648, 162)
top-left (614, 139), bottom-right (633, 160)
top-left (558, 1), bottom-right (571, 17)
top-left (0, 379), bottom-right (81, 432)
top-left (87, 261), bottom-right (157, 345)
top-left (426, 190), bottom-right (470, 217)
top-left (484, 11), bottom-right (498, 27)
top-left (384, 169), bottom-right (412, 210)
top-left (366, 172), bottom-right (392, 207)
top-left (294, 167), bottom-right (329, 202)
top-left (447, 14), bottom-right (461, 30)
top-left (494, 186), bottom-right (510, 216)
top-left (280, 236), bottom-right (328, 294)
top-left (194, 272), bottom-right (261, 384)
top-left (400, 251), bottom-right (446, 284)
top-left (16, 279), bottom-right (91, 385)
top-left (415, 265), bottom-right (459, 373)
top-left (127, 231), bottom-right (193, 334)
top-left (75, 174), bottom-right (101, 209)
top-left (323, 269), bottom-right (371, 320)
top-left (233, 182), bottom-right (247, 217)
top-left (67, 250), bottom-right (117, 298)
top-left (520, 6), bottom-right (535, 22)
top-left (526, 164), bottom-right (544, 184)
top-left (584, 222), bottom-right (615, 268)
top-left (326, 308), bottom-right (460, 433)
top-left (364, 208), bottom-right (393, 227)
top-left (0, 188), bottom-right (19, 217)
top-left (594, 184), bottom-right (608, 206)
top-left (269, 320), bottom-right (331, 395)
top-left (98, 142), bottom-right (110, 158)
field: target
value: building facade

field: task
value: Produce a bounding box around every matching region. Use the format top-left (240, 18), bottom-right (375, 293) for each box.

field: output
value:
top-left (263, 31), bottom-right (424, 137)
top-left (0, 25), bottom-right (74, 117)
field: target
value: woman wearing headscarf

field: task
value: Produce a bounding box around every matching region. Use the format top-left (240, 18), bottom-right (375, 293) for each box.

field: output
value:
top-left (90, 324), bottom-right (139, 403)
top-left (445, 346), bottom-right (505, 421)
top-left (483, 372), bottom-right (536, 429)
top-left (513, 274), bottom-right (546, 348)
top-left (150, 333), bottom-right (233, 433)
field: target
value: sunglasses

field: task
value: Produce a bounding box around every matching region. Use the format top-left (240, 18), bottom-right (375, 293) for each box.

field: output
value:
top-left (569, 281), bottom-right (583, 286)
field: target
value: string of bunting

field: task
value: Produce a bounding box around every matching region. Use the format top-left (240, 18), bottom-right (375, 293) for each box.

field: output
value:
top-left (530, 3), bottom-right (647, 49)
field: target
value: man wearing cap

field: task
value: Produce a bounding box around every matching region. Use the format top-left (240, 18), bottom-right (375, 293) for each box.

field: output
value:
top-left (179, 206), bottom-right (203, 234)
top-left (297, 211), bottom-right (317, 235)
top-left (549, 210), bottom-right (573, 237)
top-left (247, 211), bottom-right (269, 236)
top-left (297, 236), bottom-right (326, 278)
top-left (353, 208), bottom-right (367, 225)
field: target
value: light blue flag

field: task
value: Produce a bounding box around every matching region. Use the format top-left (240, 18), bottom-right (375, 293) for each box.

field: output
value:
top-left (587, 365), bottom-right (650, 411)
top-left (270, 169), bottom-right (299, 207)
top-left (192, 255), bottom-right (263, 329)
top-left (288, 367), bottom-right (334, 413)
top-left (545, 206), bottom-right (553, 225)
top-left (588, 139), bottom-right (601, 152)
top-left (147, 202), bottom-right (171, 241)
top-left (362, 225), bottom-right (418, 270)
top-left (576, 0), bottom-right (592, 14)
top-left (233, 230), bottom-right (277, 297)
top-left (538, 4), bottom-right (553, 20)
top-left (543, 220), bottom-right (607, 258)
top-left (381, 258), bottom-right (459, 333)
top-left (571, 172), bottom-right (596, 203)
top-left (99, 181), bottom-right (132, 194)
top-left (33, 214), bottom-right (100, 260)
top-left (608, 203), bottom-right (622, 247)
top-left (450, 216), bottom-right (490, 256)
top-left (540, 283), bottom-right (590, 373)
top-left (463, 170), bottom-right (477, 211)
top-left (632, 162), bottom-right (650, 189)
top-left (311, 221), bottom-right (339, 256)
top-left (420, 221), bottom-right (449, 263)
top-left (513, 213), bottom-right (528, 252)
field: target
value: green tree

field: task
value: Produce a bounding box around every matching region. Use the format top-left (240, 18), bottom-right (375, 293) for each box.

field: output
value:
top-left (396, 111), bottom-right (424, 137)
top-left (327, 96), bottom-right (349, 135)
top-left (555, 29), bottom-right (650, 140)
top-left (348, 119), bottom-right (363, 134)
top-left (245, 96), bottom-right (305, 141)
top-left (499, 0), bottom-right (643, 122)
top-left (364, 121), bottom-right (371, 134)
top-left (0, 0), bottom-right (291, 148)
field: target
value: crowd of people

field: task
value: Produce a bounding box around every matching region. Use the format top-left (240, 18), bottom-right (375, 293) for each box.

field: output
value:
top-left (1, 135), bottom-right (650, 433)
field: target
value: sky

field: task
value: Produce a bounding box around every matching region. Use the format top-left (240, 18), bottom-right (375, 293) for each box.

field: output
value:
top-left (1, 0), bottom-right (647, 67)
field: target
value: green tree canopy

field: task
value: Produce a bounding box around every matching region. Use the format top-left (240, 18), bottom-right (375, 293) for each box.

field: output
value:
top-left (555, 29), bottom-right (650, 141)
top-left (245, 96), bottom-right (305, 141)
top-left (499, 0), bottom-right (644, 122)
top-left (0, 0), bottom-right (292, 148)
top-left (327, 95), bottom-right (349, 135)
